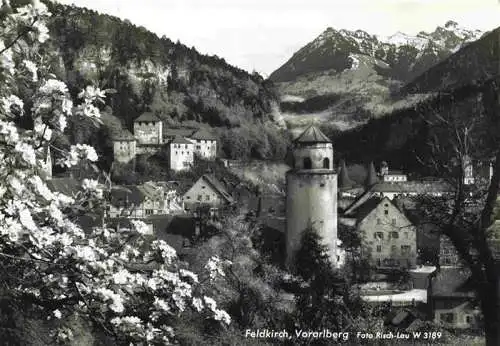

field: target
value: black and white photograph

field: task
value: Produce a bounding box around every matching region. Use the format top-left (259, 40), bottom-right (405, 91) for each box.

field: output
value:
top-left (0, 0), bottom-right (500, 345)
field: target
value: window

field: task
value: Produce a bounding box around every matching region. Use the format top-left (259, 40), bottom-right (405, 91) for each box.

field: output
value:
top-left (374, 232), bottom-right (384, 240)
top-left (404, 232), bottom-right (409, 239)
top-left (303, 157), bottom-right (312, 169)
top-left (465, 315), bottom-right (473, 324)
top-left (185, 144), bottom-right (188, 149)
top-left (323, 157), bottom-right (330, 169)
top-left (145, 209), bottom-right (153, 215)
top-left (376, 245), bottom-right (382, 252)
top-left (201, 186), bottom-right (206, 189)
top-left (206, 195), bottom-right (210, 201)
top-left (197, 195), bottom-right (202, 201)
top-left (377, 218), bottom-right (381, 225)
top-left (440, 313), bottom-right (454, 323)
top-left (196, 145), bottom-right (201, 150)
top-left (384, 210), bottom-right (389, 215)
top-left (391, 232), bottom-right (399, 239)
top-left (401, 245), bottom-right (411, 254)
top-left (376, 259), bottom-right (381, 266)
top-left (391, 245), bottom-right (397, 252)
top-left (391, 218), bottom-right (396, 225)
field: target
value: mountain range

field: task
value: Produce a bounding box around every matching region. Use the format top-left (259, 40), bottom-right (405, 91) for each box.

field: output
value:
top-left (270, 21), bottom-right (487, 130)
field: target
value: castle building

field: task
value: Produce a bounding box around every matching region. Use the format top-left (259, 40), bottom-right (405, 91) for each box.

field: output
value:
top-left (190, 129), bottom-right (217, 160)
top-left (133, 112), bottom-right (163, 145)
top-left (167, 136), bottom-right (194, 172)
top-left (379, 161), bottom-right (408, 182)
top-left (112, 129), bottom-right (137, 164)
top-left (285, 125), bottom-right (339, 268)
top-left (463, 155), bottom-right (475, 185)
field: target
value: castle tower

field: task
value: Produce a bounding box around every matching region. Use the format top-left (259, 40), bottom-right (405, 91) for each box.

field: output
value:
top-left (379, 161), bottom-right (389, 177)
top-left (463, 155), bottom-right (475, 185)
top-left (286, 125), bottom-right (338, 268)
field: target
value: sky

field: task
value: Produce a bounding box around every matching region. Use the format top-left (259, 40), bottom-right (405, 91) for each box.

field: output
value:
top-left (55, 0), bottom-right (500, 76)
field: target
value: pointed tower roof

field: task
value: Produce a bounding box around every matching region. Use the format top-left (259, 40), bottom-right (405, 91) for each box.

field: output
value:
top-left (294, 125), bottom-right (331, 144)
top-left (364, 161), bottom-right (379, 187)
top-left (338, 159), bottom-right (354, 189)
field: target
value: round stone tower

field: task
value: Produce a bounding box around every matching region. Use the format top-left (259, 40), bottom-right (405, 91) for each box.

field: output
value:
top-left (286, 125), bottom-right (338, 268)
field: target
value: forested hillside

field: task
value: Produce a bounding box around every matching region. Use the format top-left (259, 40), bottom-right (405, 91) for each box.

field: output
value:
top-left (13, 0), bottom-right (288, 165)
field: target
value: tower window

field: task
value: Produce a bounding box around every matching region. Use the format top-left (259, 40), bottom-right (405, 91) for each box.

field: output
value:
top-left (303, 157), bottom-right (312, 169)
top-left (323, 157), bottom-right (330, 169)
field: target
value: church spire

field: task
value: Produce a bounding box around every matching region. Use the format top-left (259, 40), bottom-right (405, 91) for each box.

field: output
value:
top-left (338, 159), bottom-right (353, 188)
top-left (364, 161), bottom-right (378, 187)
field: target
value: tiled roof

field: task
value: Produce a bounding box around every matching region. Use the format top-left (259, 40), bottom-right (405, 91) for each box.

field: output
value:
top-left (138, 182), bottom-right (163, 200)
top-left (202, 174), bottom-right (234, 203)
top-left (164, 129), bottom-right (196, 138)
top-left (191, 129), bottom-right (217, 140)
top-left (370, 181), bottom-right (452, 194)
top-left (109, 185), bottom-right (144, 205)
top-left (351, 196), bottom-right (385, 222)
top-left (46, 177), bottom-right (82, 196)
top-left (112, 129), bottom-right (135, 141)
top-left (169, 136), bottom-right (194, 145)
top-left (134, 112), bottom-right (160, 123)
top-left (294, 125), bottom-right (331, 144)
top-left (431, 268), bottom-right (475, 298)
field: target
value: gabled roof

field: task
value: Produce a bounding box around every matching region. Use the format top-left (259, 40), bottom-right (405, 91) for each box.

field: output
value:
top-left (351, 196), bottom-right (385, 222)
top-left (112, 128), bottom-right (135, 141)
top-left (109, 185), bottom-right (145, 205)
top-left (164, 128), bottom-right (197, 138)
top-left (138, 182), bottom-right (164, 200)
top-left (134, 112), bottom-right (160, 123)
top-left (169, 136), bottom-right (194, 145)
top-left (293, 125), bottom-right (331, 144)
top-left (46, 177), bottom-right (82, 196)
top-left (201, 174), bottom-right (234, 203)
top-left (431, 268), bottom-right (475, 298)
top-left (191, 129), bottom-right (217, 140)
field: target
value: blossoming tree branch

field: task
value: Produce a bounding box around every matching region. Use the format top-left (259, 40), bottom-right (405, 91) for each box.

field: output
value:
top-left (0, 1), bottom-right (230, 344)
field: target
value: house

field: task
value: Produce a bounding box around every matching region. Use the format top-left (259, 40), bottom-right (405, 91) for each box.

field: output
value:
top-left (182, 174), bottom-right (234, 212)
top-left (112, 129), bottom-right (136, 164)
top-left (439, 235), bottom-right (463, 267)
top-left (344, 197), bottom-right (417, 269)
top-left (108, 182), bottom-right (184, 218)
top-left (379, 161), bottom-right (408, 182)
top-left (429, 267), bottom-right (481, 329)
top-left (190, 129), bottom-right (217, 160)
top-left (133, 112), bottom-right (163, 145)
top-left (167, 136), bottom-right (194, 171)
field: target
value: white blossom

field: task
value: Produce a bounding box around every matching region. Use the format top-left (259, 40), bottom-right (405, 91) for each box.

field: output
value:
top-left (0, 41), bottom-right (15, 74)
top-left (15, 142), bottom-right (36, 165)
top-left (78, 85), bottom-right (106, 101)
top-left (19, 208), bottom-right (37, 231)
top-left (131, 219), bottom-right (152, 235)
top-left (23, 60), bottom-right (38, 81)
top-left (53, 309), bottom-right (62, 319)
top-left (57, 114), bottom-right (67, 131)
top-left (39, 79), bottom-right (69, 95)
top-left (1, 95), bottom-right (24, 116)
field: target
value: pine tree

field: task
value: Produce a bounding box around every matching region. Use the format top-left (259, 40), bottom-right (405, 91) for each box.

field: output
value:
top-left (364, 161), bottom-right (378, 187)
